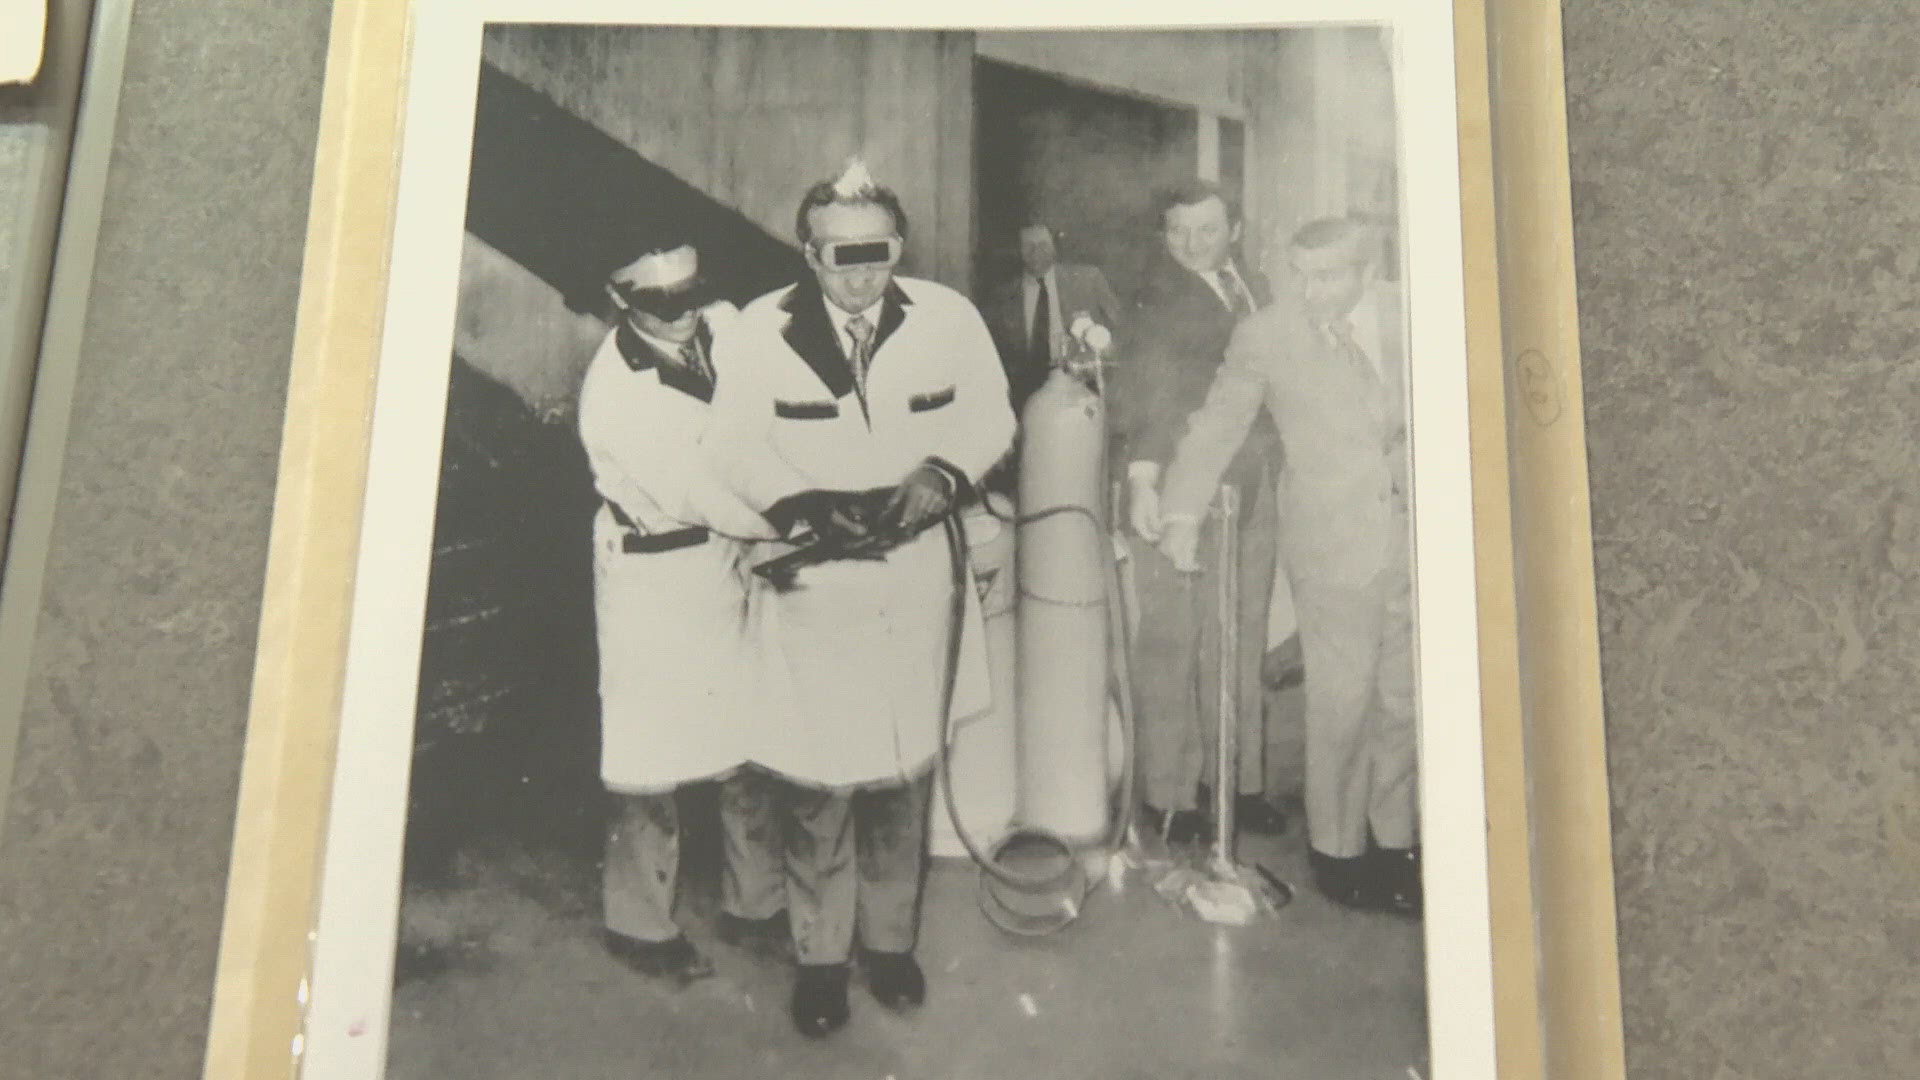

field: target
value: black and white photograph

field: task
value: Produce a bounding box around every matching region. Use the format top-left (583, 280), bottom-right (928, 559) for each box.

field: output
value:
top-left (299, 2), bottom-right (1495, 1077)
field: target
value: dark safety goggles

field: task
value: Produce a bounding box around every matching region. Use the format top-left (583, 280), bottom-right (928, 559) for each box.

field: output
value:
top-left (812, 236), bottom-right (903, 270)
top-left (607, 277), bottom-right (711, 320)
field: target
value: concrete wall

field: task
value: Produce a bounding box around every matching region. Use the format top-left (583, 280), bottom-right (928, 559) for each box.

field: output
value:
top-left (976, 29), bottom-right (1249, 119)
top-left (483, 25), bottom-right (975, 291)
top-left (1243, 27), bottom-right (1398, 257)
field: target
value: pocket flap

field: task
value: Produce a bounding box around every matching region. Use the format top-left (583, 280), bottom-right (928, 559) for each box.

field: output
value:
top-left (908, 386), bottom-right (956, 413)
top-left (774, 398), bottom-right (840, 420)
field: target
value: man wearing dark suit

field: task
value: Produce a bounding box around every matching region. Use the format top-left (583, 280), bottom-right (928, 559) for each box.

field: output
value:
top-left (1110, 179), bottom-right (1288, 844)
top-left (983, 222), bottom-right (1124, 411)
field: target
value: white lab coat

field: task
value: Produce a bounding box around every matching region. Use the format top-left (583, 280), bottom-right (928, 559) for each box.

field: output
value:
top-left (705, 276), bottom-right (1015, 789)
top-left (577, 306), bottom-right (776, 794)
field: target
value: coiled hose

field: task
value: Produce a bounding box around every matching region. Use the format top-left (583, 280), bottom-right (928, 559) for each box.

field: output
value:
top-left (936, 502), bottom-right (1137, 936)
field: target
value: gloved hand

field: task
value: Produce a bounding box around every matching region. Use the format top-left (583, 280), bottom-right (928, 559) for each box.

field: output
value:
top-left (764, 489), bottom-right (846, 538)
top-left (883, 462), bottom-right (956, 536)
top-left (834, 486), bottom-right (898, 539)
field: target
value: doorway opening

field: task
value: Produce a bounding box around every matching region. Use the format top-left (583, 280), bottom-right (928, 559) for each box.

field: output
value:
top-left (973, 58), bottom-right (1244, 304)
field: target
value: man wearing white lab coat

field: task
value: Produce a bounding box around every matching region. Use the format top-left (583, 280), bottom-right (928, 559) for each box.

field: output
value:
top-left (578, 240), bottom-right (790, 985)
top-left (705, 164), bottom-right (1014, 1036)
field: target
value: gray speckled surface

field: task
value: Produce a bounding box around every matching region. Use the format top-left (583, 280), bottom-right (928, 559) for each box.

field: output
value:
top-left (0, 2), bottom-right (330, 1077)
top-left (1564, 2), bottom-right (1920, 1076)
top-left (0, 3), bottom-right (1916, 1077)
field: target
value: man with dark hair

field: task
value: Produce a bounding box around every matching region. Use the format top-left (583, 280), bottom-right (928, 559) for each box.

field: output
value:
top-left (1110, 178), bottom-right (1289, 846)
top-left (982, 221), bottom-right (1124, 411)
top-left (577, 237), bottom-right (791, 986)
top-left (705, 161), bottom-right (1014, 1037)
top-left (1157, 215), bottom-right (1418, 916)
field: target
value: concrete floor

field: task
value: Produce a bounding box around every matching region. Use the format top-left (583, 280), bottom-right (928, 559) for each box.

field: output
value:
top-left (386, 815), bottom-right (1430, 1080)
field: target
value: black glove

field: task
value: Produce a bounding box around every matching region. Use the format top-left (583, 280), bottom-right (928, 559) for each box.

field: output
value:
top-left (763, 489), bottom-right (843, 538)
top-left (837, 486), bottom-right (898, 536)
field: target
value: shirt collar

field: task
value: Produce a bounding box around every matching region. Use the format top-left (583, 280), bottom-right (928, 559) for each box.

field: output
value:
top-left (824, 295), bottom-right (885, 339)
top-left (1195, 261), bottom-right (1245, 305)
top-left (632, 322), bottom-right (697, 365)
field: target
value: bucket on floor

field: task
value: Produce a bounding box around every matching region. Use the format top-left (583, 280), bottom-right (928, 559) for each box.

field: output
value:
top-left (976, 828), bottom-right (1090, 936)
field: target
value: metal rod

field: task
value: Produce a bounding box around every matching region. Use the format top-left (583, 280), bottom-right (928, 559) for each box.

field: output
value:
top-left (1212, 483), bottom-right (1239, 869)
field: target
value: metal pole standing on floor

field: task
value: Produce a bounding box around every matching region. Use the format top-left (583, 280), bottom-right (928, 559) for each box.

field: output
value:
top-left (1211, 483), bottom-right (1239, 873)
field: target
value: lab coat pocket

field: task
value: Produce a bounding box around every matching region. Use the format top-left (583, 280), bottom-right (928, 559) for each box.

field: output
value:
top-left (908, 385), bottom-right (956, 413)
top-left (774, 398), bottom-right (840, 420)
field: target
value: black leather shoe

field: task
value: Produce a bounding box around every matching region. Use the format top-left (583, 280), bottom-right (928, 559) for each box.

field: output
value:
top-left (1235, 794), bottom-right (1288, 835)
top-left (717, 910), bottom-right (794, 961)
top-left (605, 932), bottom-right (715, 985)
top-left (791, 963), bottom-right (850, 1037)
top-left (861, 949), bottom-right (925, 1010)
top-left (1371, 847), bottom-right (1422, 918)
top-left (1308, 850), bottom-right (1373, 910)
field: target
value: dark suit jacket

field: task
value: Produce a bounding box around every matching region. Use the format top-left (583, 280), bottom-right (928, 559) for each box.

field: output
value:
top-left (1110, 253), bottom-right (1279, 488)
top-left (982, 263), bottom-right (1124, 409)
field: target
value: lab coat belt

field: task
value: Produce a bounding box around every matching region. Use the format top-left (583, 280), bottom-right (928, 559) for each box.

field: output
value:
top-left (606, 499), bottom-right (709, 554)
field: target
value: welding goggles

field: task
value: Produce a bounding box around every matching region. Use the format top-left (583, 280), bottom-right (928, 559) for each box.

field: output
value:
top-left (811, 235), bottom-right (903, 270)
top-left (606, 276), bottom-right (712, 321)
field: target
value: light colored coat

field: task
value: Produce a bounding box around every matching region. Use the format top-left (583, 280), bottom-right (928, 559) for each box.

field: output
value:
top-left (1161, 283), bottom-right (1408, 587)
top-left (705, 275), bottom-right (1016, 789)
top-left (577, 305), bottom-right (774, 794)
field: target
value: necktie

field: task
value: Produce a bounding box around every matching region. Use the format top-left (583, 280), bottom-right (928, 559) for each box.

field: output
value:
top-left (1327, 318), bottom-right (1372, 381)
top-left (1216, 268), bottom-right (1252, 318)
top-left (845, 313), bottom-right (875, 397)
top-left (679, 337), bottom-right (713, 385)
top-left (1030, 276), bottom-right (1052, 365)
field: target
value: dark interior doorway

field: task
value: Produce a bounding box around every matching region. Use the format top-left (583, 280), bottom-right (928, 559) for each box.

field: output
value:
top-left (973, 58), bottom-right (1243, 305)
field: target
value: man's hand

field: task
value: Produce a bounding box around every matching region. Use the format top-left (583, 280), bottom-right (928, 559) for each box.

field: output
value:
top-left (1157, 515), bottom-right (1201, 572)
top-left (883, 463), bottom-right (955, 536)
top-left (1129, 477), bottom-right (1164, 542)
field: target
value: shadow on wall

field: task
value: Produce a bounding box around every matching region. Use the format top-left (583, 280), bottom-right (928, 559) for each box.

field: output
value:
top-left (404, 63), bottom-right (809, 886)
top-left (467, 60), bottom-right (805, 319)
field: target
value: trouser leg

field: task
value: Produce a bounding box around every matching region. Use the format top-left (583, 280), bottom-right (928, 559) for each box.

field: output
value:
top-left (1263, 671), bottom-right (1308, 803)
top-left (1293, 582), bottom-right (1384, 859)
top-left (853, 770), bottom-right (933, 955)
top-left (784, 781), bottom-right (857, 965)
top-left (1365, 563), bottom-right (1419, 849)
top-left (1129, 536), bottom-right (1204, 812)
top-left (603, 789), bottom-right (681, 943)
top-left (720, 767), bottom-right (786, 921)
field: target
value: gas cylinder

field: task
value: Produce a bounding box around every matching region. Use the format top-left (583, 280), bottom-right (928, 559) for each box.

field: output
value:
top-left (1015, 363), bottom-right (1111, 844)
top-left (930, 492), bottom-right (1019, 858)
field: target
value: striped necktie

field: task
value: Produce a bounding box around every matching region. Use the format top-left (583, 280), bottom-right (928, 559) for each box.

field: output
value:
top-left (679, 336), bottom-right (713, 385)
top-left (845, 313), bottom-right (875, 396)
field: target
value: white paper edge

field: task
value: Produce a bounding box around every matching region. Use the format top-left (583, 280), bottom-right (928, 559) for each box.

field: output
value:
top-left (299, 2), bottom-right (1496, 1077)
